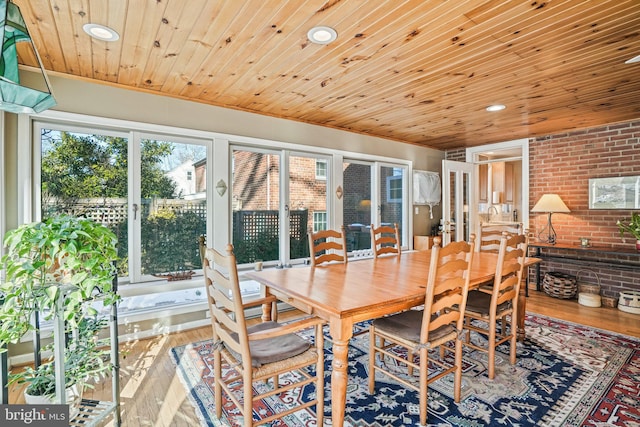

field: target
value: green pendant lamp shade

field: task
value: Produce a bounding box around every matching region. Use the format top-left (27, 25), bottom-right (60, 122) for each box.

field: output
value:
top-left (0, 0), bottom-right (55, 114)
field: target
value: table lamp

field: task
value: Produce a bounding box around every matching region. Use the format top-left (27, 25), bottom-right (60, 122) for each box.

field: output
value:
top-left (531, 194), bottom-right (570, 244)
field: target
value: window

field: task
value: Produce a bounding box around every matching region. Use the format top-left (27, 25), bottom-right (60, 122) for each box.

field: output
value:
top-left (381, 166), bottom-right (406, 246)
top-left (315, 159), bottom-right (327, 180)
top-left (36, 123), bottom-right (210, 285)
top-left (386, 175), bottom-right (403, 203)
top-left (232, 149), bottom-right (281, 264)
top-left (343, 161), bottom-right (372, 251)
top-left (344, 161), bottom-right (407, 251)
top-left (231, 148), bottom-right (329, 266)
top-left (313, 211), bottom-right (327, 232)
top-left (138, 136), bottom-right (207, 281)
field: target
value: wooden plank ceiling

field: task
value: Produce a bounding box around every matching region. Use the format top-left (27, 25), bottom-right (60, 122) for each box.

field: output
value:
top-left (14, 0), bottom-right (640, 150)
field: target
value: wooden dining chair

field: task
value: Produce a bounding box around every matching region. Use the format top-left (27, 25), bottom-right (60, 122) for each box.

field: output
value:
top-left (203, 244), bottom-right (326, 427)
top-left (370, 223), bottom-right (401, 258)
top-left (308, 226), bottom-right (348, 266)
top-left (368, 235), bottom-right (475, 426)
top-left (462, 231), bottom-right (528, 380)
top-left (478, 222), bottom-right (522, 253)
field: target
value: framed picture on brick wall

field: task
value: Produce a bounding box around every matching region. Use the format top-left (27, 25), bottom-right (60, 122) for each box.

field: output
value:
top-left (589, 176), bottom-right (640, 209)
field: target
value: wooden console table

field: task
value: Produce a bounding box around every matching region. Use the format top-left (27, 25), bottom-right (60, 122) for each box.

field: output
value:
top-left (529, 242), bottom-right (640, 290)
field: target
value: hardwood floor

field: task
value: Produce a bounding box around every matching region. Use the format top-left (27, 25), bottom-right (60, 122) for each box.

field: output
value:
top-left (7, 290), bottom-right (639, 426)
top-left (525, 289), bottom-right (640, 338)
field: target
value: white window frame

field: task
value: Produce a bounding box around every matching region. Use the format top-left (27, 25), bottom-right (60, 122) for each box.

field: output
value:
top-left (386, 175), bottom-right (403, 203)
top-left (315, 159), bottom-right (327, 180)
top-left (313, 211), bottom-right (327, 232)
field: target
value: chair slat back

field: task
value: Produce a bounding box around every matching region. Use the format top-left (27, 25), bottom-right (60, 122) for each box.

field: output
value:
top-left (421, 235), bottom-right (475, 341)
top-left (370, 223), bottom-right (401, 258)
top-left (308, 226), bottom-right (348, 266)
top-left (492, 232), bottom-right (529, 307)
top-left (203, 244), bottom-right (250, 360)
top-left (479, 222), bottom-right (522, 253)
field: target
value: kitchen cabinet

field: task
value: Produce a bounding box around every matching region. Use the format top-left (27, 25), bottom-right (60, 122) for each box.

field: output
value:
top-left (478, 164), bottom-right (488, 203)
top-left (504, 162), bottom-right (514, 203)
top-left (489, 162), bottom-right (515, 204)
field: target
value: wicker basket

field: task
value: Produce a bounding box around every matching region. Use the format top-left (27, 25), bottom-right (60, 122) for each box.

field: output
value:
top-left (618, 291), bottom-right (640, 314)
top-left (576, 269), bottom-right (601, 307)
top-left (543, 272), bottom-right (577, 299)
top-left (577, 269), bottom-right (601, 295)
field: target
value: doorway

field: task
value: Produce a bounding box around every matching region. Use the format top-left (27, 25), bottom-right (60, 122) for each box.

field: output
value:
top-left (465, 138), bottom-right (530, 239)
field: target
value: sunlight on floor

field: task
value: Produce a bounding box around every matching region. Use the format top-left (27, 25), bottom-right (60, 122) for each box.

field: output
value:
top-left (120, 335), bottom-right (168, 399)
top-left (154, 371), bottom-right (196, 427)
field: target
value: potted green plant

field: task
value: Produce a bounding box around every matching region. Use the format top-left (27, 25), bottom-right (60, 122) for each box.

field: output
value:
top-left (0, 214), bottom-right (119, 408)
top-left (617, 212), bottom-right (640, 250)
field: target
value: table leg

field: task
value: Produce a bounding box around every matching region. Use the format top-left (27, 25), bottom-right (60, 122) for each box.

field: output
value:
top-left (535, 247), bottom-right (542, 291)
top-left (329, 319), bottom-right (353, 426)
top-left (517, 267), bottom-right (528, 341)
top-left (260, 286), bottom-right (276, 322)
top-left (261, 302), bottom-right (273, 322)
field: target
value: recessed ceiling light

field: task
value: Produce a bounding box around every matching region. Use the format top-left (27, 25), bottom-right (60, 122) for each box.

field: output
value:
top-left (83, 23), bottom-right (120, 42)
top-left (307, 26), bottom-right (337, 45)
top-left (625, 54), bottom-right (640, 64)
top-left (486, 104), bottom-right (506, 112)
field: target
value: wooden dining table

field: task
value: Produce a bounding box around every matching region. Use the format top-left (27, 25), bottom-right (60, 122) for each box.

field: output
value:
top-left (246, 250), bottom-right (540, 426)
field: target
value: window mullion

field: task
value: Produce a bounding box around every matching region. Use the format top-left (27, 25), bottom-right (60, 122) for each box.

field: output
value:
top-left (280, 150), bottom-right (290, 266)
top-left (129, 131), bottom-right (143, 283)
top-left (331, 153), bottom-right (343, 230)
top-left (212, 138), bottom-right (230, 253)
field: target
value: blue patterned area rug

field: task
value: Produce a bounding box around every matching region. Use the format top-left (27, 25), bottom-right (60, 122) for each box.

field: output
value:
top-left (169, 314), bottom-right (640, 426)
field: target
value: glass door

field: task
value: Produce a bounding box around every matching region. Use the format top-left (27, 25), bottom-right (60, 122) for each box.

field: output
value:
top-left (231, 148), bottom-right (330, 267)
top-left (288, 153), bottom-right (330, 262)
top-left (343, 160), bottom-right (372, 252)
top-left (442, 160), bottom-right (473, 245)
top-left (137, 135), bottom-right (208, 281)
top-left (231, 148), bottom-right (281, 266)
top-left (379, 165), bottom-right (407, 247)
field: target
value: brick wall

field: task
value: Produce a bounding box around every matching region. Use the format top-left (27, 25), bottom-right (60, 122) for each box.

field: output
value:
top-left (528, 120), bottom-right (640, 299)
top-left (445, 149), bottom-right (466, 162)
top-left (446, 119), bottom-right (640, 299)
top-left (344, 162), bottom-right (371, 226)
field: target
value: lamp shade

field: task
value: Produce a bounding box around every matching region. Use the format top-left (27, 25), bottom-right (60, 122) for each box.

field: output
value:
top-left (0, 0), bottom-right (56, 114)
top-left (531, 194), bottom-right (570, 213)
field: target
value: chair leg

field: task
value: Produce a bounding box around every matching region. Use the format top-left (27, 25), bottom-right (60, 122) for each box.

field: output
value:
top-left (453, 339), bottom-right (462, 403)
top-left (509, 315), bottom-right (517, 366)
top-left (488, 319), bottom-right (497, 380)
top-left (316, 323), bottom-right (325, 426)
top-left (243, 373), bottom-right (253, 427)
top-left (368, 329), bottom-right (376, 393)
top-left (409, 339), bottom-right (416, 376)
top-left (214, 351), bottom-right (223, 419)
top-left (464, 317), bottom-right (471, 343)
top-left (419, 348), bottom-right (428, 426)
